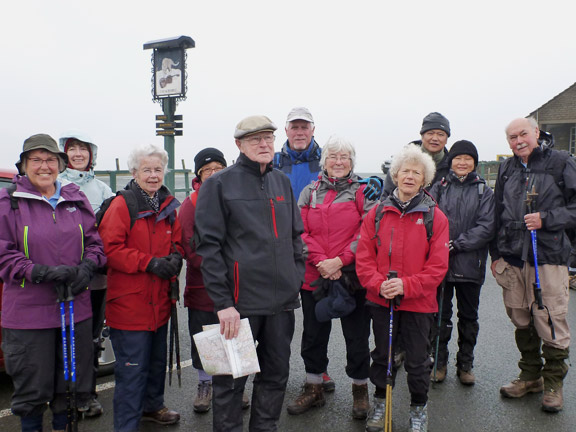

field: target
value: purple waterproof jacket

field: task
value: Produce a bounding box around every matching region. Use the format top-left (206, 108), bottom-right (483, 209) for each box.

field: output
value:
top-left (0, 175), bottom-right (106, 329)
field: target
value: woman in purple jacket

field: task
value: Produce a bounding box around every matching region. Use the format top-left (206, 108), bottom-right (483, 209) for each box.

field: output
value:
top-left (0, 134), bottom-right (106, 432)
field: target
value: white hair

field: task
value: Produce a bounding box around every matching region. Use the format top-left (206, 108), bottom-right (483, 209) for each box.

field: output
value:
top-left (389, 143), bottom-right (436, 187)
top-left (127, 143), bottom-right (169, 174)
top-left (320, 136), bottom-right (356, 171)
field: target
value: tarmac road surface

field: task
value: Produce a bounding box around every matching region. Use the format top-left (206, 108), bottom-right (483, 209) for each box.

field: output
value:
top-left (0, 267), bottom-right (574, 431)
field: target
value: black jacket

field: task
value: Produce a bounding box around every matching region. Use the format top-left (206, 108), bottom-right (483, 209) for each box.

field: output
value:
top-left (382, 141), bottom-right (450, 197)
top-left (491, 144), bottom-right (576, 266)
top-left (429, 171), bottom-right (495, 284)
top-left (195, 153), bottom-right (305, 315)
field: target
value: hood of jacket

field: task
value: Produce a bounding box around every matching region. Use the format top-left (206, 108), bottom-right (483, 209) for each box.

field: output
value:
top-left (59, 131), bottom-right (99, 170)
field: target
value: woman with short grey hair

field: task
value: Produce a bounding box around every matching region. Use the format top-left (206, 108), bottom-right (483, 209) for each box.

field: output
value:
top-left (356, 143), bottom-right (449, 432)
top-left (319, 136), bottom-right (356, 172)
top-left (389, 143), bottom-right (436, 189)
top-left (288, 136), bottom-right (376, 419)
top-left (98, 143), bottom-right (184, 431)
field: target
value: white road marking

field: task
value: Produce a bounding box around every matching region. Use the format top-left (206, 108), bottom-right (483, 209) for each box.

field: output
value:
top-left (0, 359), bottom-right (193, 419)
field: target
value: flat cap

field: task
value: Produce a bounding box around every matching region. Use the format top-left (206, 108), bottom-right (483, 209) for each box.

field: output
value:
top-left (234, 115), bottom-right (277, 139)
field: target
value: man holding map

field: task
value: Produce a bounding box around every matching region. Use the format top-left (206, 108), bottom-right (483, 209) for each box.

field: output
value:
top-left (195, 115), bottom-right (306, 431)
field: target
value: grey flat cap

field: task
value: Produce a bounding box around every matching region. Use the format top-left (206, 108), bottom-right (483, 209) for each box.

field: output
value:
top-left (234, 115), bottom-right (277, 139)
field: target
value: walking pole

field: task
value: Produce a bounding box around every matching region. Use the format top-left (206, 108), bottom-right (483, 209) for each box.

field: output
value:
top-left (525, 186), bottom-right (556, 340)
top-left (432, 279), bottom-right (445, 386)
top-left (67, 285), bottom-right (79, 432)
top-left (57, 284), bottom-right (78, 432)
top-left (170, 277), bottom-right (182, 387)
top-left (385, 270), bottom-right (398, 432)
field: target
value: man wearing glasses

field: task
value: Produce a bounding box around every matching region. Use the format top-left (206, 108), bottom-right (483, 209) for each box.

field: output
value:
top-left (195, 115), bottom-right (305, 431)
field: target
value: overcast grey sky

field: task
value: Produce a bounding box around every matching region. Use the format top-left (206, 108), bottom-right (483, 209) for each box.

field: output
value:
top-left (1, 0), bottom-right (575, 173)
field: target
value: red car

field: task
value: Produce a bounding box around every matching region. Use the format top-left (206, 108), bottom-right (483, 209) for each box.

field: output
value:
top-left (0, 168), bottom-right (17, 371)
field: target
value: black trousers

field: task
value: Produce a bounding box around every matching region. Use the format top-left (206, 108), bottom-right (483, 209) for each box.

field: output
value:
top-left (212, 311), bottom-right (295, 432)
top-left (369, 305), bottom-right (433, 406)
top-left (187, 308), bottom-right (219, 371)
top-left (300, 289), bottom-right (371, 379)
top-left (437, 281), bottom-right (482, 369)
top-left (2, 318), bottom-right (93, 417)
top-left (90, 288), bottom-right (107, 397)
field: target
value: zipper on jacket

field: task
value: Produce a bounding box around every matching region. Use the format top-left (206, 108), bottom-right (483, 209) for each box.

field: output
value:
top-left (269, 199), bottom-right (279, 238)
top-left (52, 211), bottom-right (56, 224)
top-left (78, 224), bottom-right (85, 260)
top-left (234, 261), bottom-right (239, 304)
top-left (21, 226), bottom-right (30, 287)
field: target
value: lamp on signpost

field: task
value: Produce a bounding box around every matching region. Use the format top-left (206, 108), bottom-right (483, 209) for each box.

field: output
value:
top-left (143, 35), bottom-right (195, 193)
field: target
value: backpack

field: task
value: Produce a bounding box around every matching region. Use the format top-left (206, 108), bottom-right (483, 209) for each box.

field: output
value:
top-left (95, 190), bottom-right (139, 229)
top-left (373, 199), bottom-right (435, 246)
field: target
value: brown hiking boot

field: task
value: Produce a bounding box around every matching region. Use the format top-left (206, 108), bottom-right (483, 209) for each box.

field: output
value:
top-left (430, 365), bottom-right (447, 383)
top-left (286, 383), bottom-right (325, 415)
top-left (542, 388), bottom-right (563, 413)
top-left (351, 383), bottom-right (369, 419)
top-left (457, 368), bottom-right (476, 386)
top-left (500, 377), bottom-right (544, 398)
top-left (193, 381), bottom-right (212, 413)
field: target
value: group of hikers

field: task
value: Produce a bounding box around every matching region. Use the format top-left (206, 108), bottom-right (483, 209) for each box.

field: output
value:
top-left (0, 107), bottom-right (574, 432)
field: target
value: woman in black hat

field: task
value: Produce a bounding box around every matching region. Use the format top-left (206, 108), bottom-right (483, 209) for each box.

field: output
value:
top-left (428, 140), bottom-right (496, 385)
top-left (179, 148), bottom-right (252, 413)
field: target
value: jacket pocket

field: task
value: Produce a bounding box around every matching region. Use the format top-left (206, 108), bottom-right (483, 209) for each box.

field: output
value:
top-left (494, 259), bottom-right (522, 308)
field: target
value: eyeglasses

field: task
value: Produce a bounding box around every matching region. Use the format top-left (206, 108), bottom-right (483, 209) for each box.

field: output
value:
top-left (199, 167), bottom-right (223, 175)
top-left (27, 157), bottom-right (59, 167)
top-left (327, 154), bottom-right (351, 162)
top-left (140, 168), bottom-right (164, 175)
top-left (242, 134), bottom-right (275, 146)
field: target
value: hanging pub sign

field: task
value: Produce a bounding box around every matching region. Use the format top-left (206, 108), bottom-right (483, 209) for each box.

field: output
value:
top-left (143, 36), bottom-right (195, 101)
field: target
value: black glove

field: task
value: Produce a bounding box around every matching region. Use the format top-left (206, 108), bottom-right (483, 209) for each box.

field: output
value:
top-left (146, 256), bottom-right (180, 280)
top-left (69, 259), bottom-right (98, 296)
top-left (31, 264), bottom-right (77, 285)
top-left (359, 176), bottom-right (384, 201)
top-left (167, 252), bottom-right (183, 274)
top-left (448, 240), bottom-right (456, 255)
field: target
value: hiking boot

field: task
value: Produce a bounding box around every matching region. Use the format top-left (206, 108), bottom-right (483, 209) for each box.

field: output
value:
top-left (242, 390), bottom-right (250, 410)
top-left (141, 407), bottom-right (180, 425)
top-left (569, 274), bottom-right (576, 290)
top-left (457, 368), bottom-right (476, 386)
top-left (365, 397), bottom-right (386, 432)
top-left (500, 377), bottom-right (544, 398)
top-left (542, 388), bottom-right (563, 413)
top-left (286, 383), bottom-right (325, 415)
top-left (193, 381), bottom-right (212, 413)
top-left (352, 384), bottom-right (369, 419)
top-left (430, 365), bottom-right (447, 383)
top-left (322, 371), bottom-right (336, 392)
top-left (408, 404), bottom-right (428, 432)
top-left (77, 396), bottom-right (103, 418)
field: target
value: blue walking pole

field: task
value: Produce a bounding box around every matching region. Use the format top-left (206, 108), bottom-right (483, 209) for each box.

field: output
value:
top-left (57, 284), bottom-right (78, 432)
top-left (525, 186), bottom-right (556, 340)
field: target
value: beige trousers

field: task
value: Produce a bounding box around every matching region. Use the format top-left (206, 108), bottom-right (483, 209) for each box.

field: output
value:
top-left (493, 259), bottom-right (570, 349)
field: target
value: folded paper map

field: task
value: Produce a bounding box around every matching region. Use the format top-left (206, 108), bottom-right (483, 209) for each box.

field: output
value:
top-left (193, 318), bottom-right (260, 378)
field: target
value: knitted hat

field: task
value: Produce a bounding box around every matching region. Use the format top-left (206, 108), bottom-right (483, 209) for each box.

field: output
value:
top-left (234, 115), bottom-right (277, 139)
top-left (447, 140), bottom-right (478, 167)
top-left (420, 112), bottom-right (451, 137)
top-left (16, 134), bottom-right (68, 174)
top-left (194, 147), bottom-right (227, 176)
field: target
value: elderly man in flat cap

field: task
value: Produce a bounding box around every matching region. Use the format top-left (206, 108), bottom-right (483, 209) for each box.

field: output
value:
top-left (195, 115), bottom-right (306, 431)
